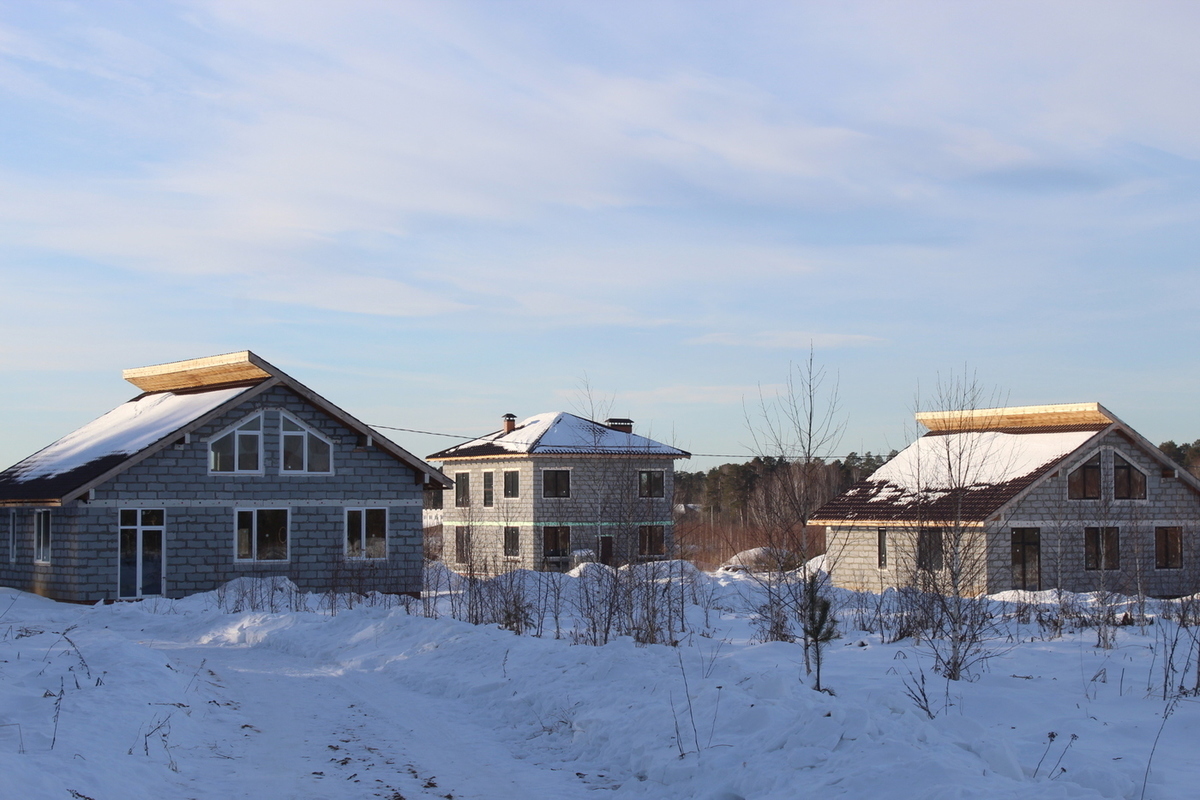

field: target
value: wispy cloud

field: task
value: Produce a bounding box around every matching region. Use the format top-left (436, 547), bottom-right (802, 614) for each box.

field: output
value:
top-left (687, 331), bottom-right (884, 349)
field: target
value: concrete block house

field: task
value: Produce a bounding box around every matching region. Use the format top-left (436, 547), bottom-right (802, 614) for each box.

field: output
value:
top-left (812, 403), bottom-right (1200, 597)
top-left (427, 413), bottom-right (689, 572)
top-left (0, 352), bottom-right (450, 602)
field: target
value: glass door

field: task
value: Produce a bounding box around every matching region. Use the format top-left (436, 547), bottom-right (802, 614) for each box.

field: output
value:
top-left (119, 509), bottom-right (165, 598)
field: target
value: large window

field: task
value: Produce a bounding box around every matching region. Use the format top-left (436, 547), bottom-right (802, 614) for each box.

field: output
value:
top-left (454, 526), bottom-right (472, 564)
top-left (482, 472), bottom-right (494, 507)
top-left (236, 509), bottom-right (289, 561)
top-left (1068, 454), bottom-right (1101, 500)
top-left (1084, 526), bottom-right (1119, 570)
top-left (34, 510), bottom-right (51, 564)
top-left (346, 508), bottom-right (387, 559)
top-left (917, 528), bottom-right (943, 571)
top-left (639, 525), bottom-right (666, 558)
top-left (1156, 526), bottom-right (1183, 570)
top-left (543, 470), bottom-right (571, 498)
top-left (119, 509), bottom-right (165, 598)
top-left (455, 473), bottom-right (471, 507)
top-left (503, 526), bottom-right (520, 558)
top-left (542, 526), bottom-right (571, 560)
top-left (281, 416), bottom-right (332, 473)
top-left (876, 528), bottom-right (887, 570)
top-left (503, 470), bottom-right (520, 499)
top-left (1113, 454), bottom-right (1146, 500)
top-left (210, 415), bottom-right (262, 473)
top-left (638, 470), bottom-right (665, 498)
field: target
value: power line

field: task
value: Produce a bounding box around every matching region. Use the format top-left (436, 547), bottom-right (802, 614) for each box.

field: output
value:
top-left (368, 423), bottom-right (888, 461)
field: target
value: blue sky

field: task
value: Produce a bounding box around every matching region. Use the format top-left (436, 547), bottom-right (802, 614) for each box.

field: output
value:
top-left (3, 1), bottom-right (1199, 471)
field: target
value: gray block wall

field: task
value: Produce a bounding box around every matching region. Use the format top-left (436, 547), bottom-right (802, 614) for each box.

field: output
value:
top-left (437, 454), bottom-right (677, 573)
top-left (1, 385), bottom-right (426, 602)
top-left (828, 430), bottom-right (1200, 598)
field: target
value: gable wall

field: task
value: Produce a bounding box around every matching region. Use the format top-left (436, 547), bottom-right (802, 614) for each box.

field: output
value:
top-left (1, 385), bottom-right (425, 602)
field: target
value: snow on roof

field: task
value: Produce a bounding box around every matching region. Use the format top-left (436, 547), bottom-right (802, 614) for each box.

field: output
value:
top-left (871, 429), bottom-right (1100, 492)
top-left (814, 427), bottom-right (1104, 523)
top-left (429, 412), bottom-right (689, 459)
top-left (4, 385), bottom-right (251, 484)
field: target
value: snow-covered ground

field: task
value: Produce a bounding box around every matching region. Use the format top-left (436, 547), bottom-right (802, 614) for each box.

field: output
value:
top-left (1, 570), bottom-right (1197, 800)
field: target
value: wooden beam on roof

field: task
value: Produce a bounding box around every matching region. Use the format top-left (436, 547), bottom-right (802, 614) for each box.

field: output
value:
top-left (123, 351), bottom-right (273, 393)
top-left (916, 402), bottom-right (1115, 432)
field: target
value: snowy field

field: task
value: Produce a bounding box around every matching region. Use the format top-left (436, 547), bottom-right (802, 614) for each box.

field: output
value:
top-left (1, 567), bottom-right (1198, 800)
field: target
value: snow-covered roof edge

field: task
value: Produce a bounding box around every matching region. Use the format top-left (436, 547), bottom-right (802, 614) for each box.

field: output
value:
top-left (429, 412), bottom-right (690, 460)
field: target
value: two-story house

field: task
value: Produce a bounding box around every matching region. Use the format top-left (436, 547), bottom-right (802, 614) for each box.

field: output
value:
top-left (428, 412), bottom-right (689, 572)
top-left (0, 351), bottom-right (450, 602)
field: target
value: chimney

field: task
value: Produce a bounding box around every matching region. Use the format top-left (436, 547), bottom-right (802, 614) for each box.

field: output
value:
top-left (605, 418), bottom-right (634, 434)
top-left (502, 413), bottom-right (517, 434)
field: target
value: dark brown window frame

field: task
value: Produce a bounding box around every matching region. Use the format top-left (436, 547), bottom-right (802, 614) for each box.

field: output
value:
top-left (876, 528), bottom-right (887, 569)
top-left (1113, 454), bottom-right (1147, 500)
top-left (1068, 454), bottom-right (1101, 500)
top-left (638, 470), bottom-right (665, 498)
top-left (454, 472), bottom-right (471, 507)
top-left (917, 527), bottom-right (943, 571)
top-left (639, 525), bottom-right (666, 557)
top-left (1084, 526), bottom-right (1119, 570)
top-left (543, 470), bottom-right (571, 498)
top-left (503, 526), bottom-right (520, 558)
top-left (1156, 526), bottom-right (1183, 570)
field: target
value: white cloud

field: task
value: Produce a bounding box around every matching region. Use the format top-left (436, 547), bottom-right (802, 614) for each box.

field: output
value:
top-left (687, 331), bottom-right (884, 349)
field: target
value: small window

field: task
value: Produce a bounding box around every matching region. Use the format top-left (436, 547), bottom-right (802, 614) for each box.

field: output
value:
top-left (503, 470), bottom-right (520, 499)
top-left (346, 508), bottom-right (387, 559)
top-left (210, 414), bottom-right (263, 473)
top-left (482, 472), bottom-right (494, 507)
top-left (423, 486), bottom-right (443, 510)
top-left (638, 471), bottom-right (665, 498)
top-left (281, 416), bottom-right (332, 473)
top-left (235, 508), bottom-right (289, 561)
top-left (1068, 454), bottom-right (1101, 500)
top-left (638, 525), bottom-right (666, 557)
top-left (543, 470), bottom-right (571, 498)
top-left (1084, 526), bottom-right (1119, 570)
top-left (455, 473), bottom-right (471, 507)
top-left (542, 526), bottom-right (571, 559)
top-left (917, 527), bottom-right (943, 571)
top-left (1156, 527), bottom-right (1183, 570)
top-left (503, 526), bottom-right (520, 558)
top-left (877, 528), bottom-right (887, 570)
top-left (454, 526), bottom-right (472, 564)
top-left (34, 510), bottom-right (51, 564)
top-left (1113, 454), bottom-right (1146, 500)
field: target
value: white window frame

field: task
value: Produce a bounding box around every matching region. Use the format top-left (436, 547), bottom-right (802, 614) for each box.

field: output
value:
top-left (280, 412), bottom-right (334, 475)
top-left (234, 508), bottom-right (290, 563)
top-left (34, 510), bottom-right (51, 564)
top-left (482, 471), bottom-right (495, 507)
top-left (542, 468), bottom-right (572, 499)
top-left (345, 507), bottom-right (388, 560)
top-left (503, 470), bottom-right (520, 499)
top-left (118, 508), bottom-right (167, 599)
top-left (208, 412), bottom-right (265, 475)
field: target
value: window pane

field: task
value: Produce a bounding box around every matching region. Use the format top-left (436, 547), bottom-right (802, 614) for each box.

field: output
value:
top-left (237, 433), bottom-right (260, 471)
top-left (504, 527), bottom-right (520, 557)
top-left (141, 509), bottom-right (164, 527)
top-left (877, 529), bottom-right (887, 569)
top-left (483, 472), bottom-right (494, 507)
top-left (455, 474), bottom-right (470, 507)
top-left (119, 528), bottom-right (138, 597)
top-left (256, 509), bottom-right (288, 560)
top-left (210, 433), bottom-right (235, 472)
top-left (282, 417), bottom-right (303, 431)
top-left (639, 525), bottom-right (665, 556)
top-left (1156, 527), bottom-right (1183, 569)
top-left (1069, 455), bottom-right (1101, 499)
top-left (307, 435), bottom-right (331, 473)
top-left (365, 509), bottom-right (386, 558)
top-left (503, 471), bottom-right (520, 498)
top-left (120, 509), bottom-right (137, 526)
top-left (283, 434), bottom-right (305, 471)
top-left (544, 470), bottom-right (570, 498)
top-left (346, 509), bottom-right (363, 558)
top-left (639, 471), bottom-right (664, 498)
top-left (237, 511), bottom-right (254, 559)
top-left (239, 416), bottom-right (261, 431)
top-left (455, 526), bottom-right (471, 563)
top-left (141, 530), bottom-right (163, 596)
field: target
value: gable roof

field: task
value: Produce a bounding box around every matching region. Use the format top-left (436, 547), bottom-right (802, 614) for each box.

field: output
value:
top-left (428, 412), bottom-right (690, 460)
top-left (812, 402), bottom-right (1200, 526)
top-left (0, 351), bottom-right (450, 505)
